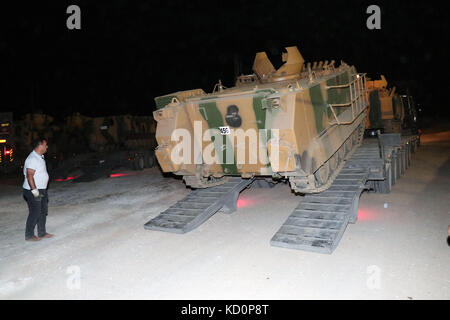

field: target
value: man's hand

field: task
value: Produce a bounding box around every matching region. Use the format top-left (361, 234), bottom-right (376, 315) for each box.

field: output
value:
top-left (31, 189), bottom-right (40, 197)
top-left (31, 188), bottom-right (42, 200)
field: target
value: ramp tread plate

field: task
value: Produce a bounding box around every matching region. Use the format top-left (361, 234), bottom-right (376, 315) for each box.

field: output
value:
top-left (299, 204), bottom-right (350, 212)
top-left (164, 208), bottom-right (204, 215)
top-left (270, 234), bottom-right (336, 254)
top-left (271, 214), bottom-right (351, 254)
top-left (288, 215), bottom-right (346, 223)
top-left (302, 197), bottom-right (353, 205)
top-left (293, 209), bottom-right (349, 216)
top-left (283, 220), bottom-right (344, 231)
top-left (271, 150), bottom-right (372, 253)
top-left (145, 178), bottom-right (253, 233)
top-left (172, 203), bottom-right (212, 209)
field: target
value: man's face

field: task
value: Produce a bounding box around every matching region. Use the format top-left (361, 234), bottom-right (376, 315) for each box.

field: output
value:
top-left (37, 140), bottom-right (48, 155)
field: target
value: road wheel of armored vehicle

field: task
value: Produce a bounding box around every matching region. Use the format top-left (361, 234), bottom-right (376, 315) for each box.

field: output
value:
top-left (329, 152), bottom-right (339, 172)
top-left (314, 162), bottom-right (330, 186)
top-left (351, 128), bottom-right (359, 146)
top-left (344, 137), bottom-right (353, 156)
top-left (183, 175), bottom-right (230, 189)
top-left (337, 146), bottom-right (346, 163)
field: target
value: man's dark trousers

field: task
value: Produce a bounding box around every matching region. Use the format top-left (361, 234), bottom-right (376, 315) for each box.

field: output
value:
top-left (24, 189), bottom-right (48, 239)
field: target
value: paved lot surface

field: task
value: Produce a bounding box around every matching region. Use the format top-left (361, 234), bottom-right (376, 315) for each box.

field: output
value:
top-left (0, 131), bottom-right (449, 299)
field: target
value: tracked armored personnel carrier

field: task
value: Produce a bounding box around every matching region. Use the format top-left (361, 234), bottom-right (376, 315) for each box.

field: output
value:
top-left (49, 114), bottom-right (157, 181)
top-left (365, 75), bottom-right (421, 137)
top-left (145, 47), bottom-right (419, 253)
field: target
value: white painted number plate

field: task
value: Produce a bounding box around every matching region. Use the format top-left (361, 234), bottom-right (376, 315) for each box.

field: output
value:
top-left (218, 126), bottom-right (230, 135)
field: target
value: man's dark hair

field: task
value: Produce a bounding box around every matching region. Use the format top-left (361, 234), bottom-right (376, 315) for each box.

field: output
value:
top-left (32, 137), bottom-right (47, 149)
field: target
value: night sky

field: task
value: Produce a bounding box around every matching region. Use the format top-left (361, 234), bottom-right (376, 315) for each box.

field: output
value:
top-left (1, 1), bottom-right (449, 120)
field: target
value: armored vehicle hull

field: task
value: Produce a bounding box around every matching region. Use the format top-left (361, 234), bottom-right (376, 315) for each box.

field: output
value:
top-left (154, 47), bottom-right (368, 193)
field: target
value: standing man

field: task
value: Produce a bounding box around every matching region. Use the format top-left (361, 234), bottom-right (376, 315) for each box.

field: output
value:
top-left (23, 137), bottom-right (53, 241)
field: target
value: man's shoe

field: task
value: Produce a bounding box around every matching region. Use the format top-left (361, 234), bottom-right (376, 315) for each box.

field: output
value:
top-left (39, 233), bottom-right (54, 239)
top-left (26, 236), bottom-right (41, 242)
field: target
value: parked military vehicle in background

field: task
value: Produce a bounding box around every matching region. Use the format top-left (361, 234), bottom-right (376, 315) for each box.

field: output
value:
top-left (145, 46), bottom-right (420, 254)
top-left (12, 113), bottom-right (63, 169)
top-left (365, 75), bottom-right (420, 137)
top-left (48, 113), bottom-right (157, 181)
top-left (0, 112), bottom-right (15, 173)
top-left (3, 112), bottom-right (157, 181)
top-left (399, 92), bottom-right (420, 135)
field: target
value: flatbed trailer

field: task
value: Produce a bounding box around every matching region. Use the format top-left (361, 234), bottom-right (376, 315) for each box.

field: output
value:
top-left (50, 147), bottom-right (157, 182)
top-left (145, 132), bottom-right (420, 254)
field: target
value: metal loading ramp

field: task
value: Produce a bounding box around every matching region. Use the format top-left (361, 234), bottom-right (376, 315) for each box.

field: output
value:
top-left (270, 169), bottom-right (367, 254)
top-left (144, 134), bottom-right (416, 253)
top-left (270, 143), bottom-right (385, 254)
top-left (144, 177), bottom-right (253, 234)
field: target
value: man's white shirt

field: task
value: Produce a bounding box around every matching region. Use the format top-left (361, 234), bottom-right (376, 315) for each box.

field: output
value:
top-left (23, 150), bottom-right (49, 190)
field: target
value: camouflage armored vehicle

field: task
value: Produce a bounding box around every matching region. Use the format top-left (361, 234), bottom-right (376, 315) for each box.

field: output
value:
top-left (153, 46), bottom-right (368, 193)
top-left (146, 46), bottom-right (419, 254)
top-left (1, 112), bottom-right (63, 174)
top-left (365, 75), bottom-right (420, 136)
top-left (50, 113), bottom-right (157, 181)
top-left (7, 111), bottom-right (157, 181)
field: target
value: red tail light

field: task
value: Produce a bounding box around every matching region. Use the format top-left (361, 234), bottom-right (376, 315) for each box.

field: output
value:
top-left (110, 173), bottom-right (132, 178)
top-left (55, 175), bottom-right (80, 182)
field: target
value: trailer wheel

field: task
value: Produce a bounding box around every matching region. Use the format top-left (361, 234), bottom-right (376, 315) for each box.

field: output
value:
top-left (396, 151), bottom-right (402, 179)
top-left (133, 155), bottom-right (145, 170)
top-left (400, 152), bottom-right (404, 176)
top-left (391, 156), bottom-right (397, 185)
top-left (378, 165), bottom-right (392, 194)
top-left (138, 155), bottom-right (145, 170)
top-left (144, 151), bottom-right (155, 168)
top-left (406, 144), bottom-right (412, 168)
